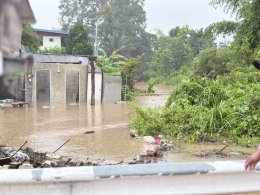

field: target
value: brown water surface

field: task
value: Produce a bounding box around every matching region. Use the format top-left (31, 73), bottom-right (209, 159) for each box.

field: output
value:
top-left (0, 103), bottom-right (143, 161)
top-left (0, 83), bottom-right (254, 162)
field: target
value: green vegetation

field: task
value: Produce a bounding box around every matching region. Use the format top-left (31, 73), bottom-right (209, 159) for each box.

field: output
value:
top-left (21, 24), bottom-right (41, 53)
top-left (147, 78), bottom-right (157, 94)
top-left (59, 0), bottom-right (151, 57)
top-left (96, 50), bottom-right (141, 100)
top-left (140, 26), bottom-right (215, 80)
top-left (96, 49), bottom-right (126, 76)
top-left (65, 22), bottom-right (93, 56)
top-left (131, 68), bottom-right (260, 145)
top-left (39, 46), bottom-right (66, 55)
top-left (130, 0), bottom-right (260, 146)
top-left (59, 0), bottom-right (154, 81)
top-left (58, 0), bottom-right (260, 144)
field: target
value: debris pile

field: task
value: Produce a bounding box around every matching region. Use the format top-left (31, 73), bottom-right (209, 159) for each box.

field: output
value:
top-left (192, 145), bottom-right (248, 159)
top-left (0, 142), bottom-right (174, 169)
top-left (0, 99), bottom-right (13, 108)
top-left (0, 145), bottom-right (86, 169)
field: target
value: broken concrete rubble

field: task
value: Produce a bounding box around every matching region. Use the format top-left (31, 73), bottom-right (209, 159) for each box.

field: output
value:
top-left (0, 143), bottom-right (173, 169)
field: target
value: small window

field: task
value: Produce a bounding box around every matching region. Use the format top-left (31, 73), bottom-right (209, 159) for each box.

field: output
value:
top-left (4, 15), bottom-right (10, 37)
top-left (49, 38), bottom-right (54, 42)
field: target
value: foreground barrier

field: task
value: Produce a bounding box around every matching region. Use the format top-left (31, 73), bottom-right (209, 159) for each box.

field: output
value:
top-left (0, 161), bottom-right (259, 195)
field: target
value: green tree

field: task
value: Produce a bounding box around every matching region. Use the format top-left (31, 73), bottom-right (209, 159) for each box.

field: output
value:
top-left (99, 0), bottom-right (146, 56)
top-left (192, 47), bottom-right (236, 78)
top-left (97, 49), bottom-right (140, 90)
top-left (96, 49), bottom-right (126, 75)
top-left (59, 0), bottom-right (106, 31)
top-left (147, 26), bottom-right (216, 78)
top-left (65, 22), bottom-right (93, 56)
top-left (149, 28), bottom-right (194, 76)
top-left (135, 32), bottom-right (157, 81)
top-left (59, 0), bottom-right (150, 58)
top-left (170, 26), bottom-right (216, 57)
top-left (210, 0), bottom-right (260, 59)
top-left (169, 26), bottom-right (181, 37)
top-left (120, 56), bottom-right (141, 90)
top-left (21, 24), bottom-right (41, 53)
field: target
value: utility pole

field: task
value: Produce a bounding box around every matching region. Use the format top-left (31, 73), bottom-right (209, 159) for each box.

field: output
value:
top-left (90, 21), bottom-right (99, 106)
top-left (90, 57), bottom-right (95, 106)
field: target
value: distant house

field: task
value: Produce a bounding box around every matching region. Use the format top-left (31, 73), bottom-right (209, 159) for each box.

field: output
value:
top-left (34, 29), bottom-right (68, 49)
top-left (0, 0), bottom-right (36, 75)
top-left (35, 28), bottom-right (96, 50)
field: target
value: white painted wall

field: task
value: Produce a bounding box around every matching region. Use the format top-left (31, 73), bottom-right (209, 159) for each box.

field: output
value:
top-left (87, 73), bottom-right (102, 102)
top-left (0, 51), bottom-right (3, 75)
top-left (42, 36), bottom-right (61, 49)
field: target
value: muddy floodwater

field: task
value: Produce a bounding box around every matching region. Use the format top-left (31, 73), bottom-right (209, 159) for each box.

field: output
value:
top-left (0, 103), bottom-right (141, 161)
top-left (0, 83), bottom-right (254, 162)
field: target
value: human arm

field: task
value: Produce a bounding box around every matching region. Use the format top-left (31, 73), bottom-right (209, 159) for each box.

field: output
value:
top-left (245, 146), bottom-right (260, 171)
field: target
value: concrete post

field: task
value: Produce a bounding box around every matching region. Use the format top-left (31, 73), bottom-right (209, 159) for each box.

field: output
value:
top-left (25, 55), bottom-right (34, 107)
top-left (90, 60), bottom-right (95, 105)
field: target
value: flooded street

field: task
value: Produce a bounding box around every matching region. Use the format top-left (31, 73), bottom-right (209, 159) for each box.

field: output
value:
top-left (0, 83), bottom-right (254, 162)
top-left (0, 103), bottom-right (142, 161)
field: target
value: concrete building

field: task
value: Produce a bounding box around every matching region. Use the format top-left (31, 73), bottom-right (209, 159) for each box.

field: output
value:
top-left (102, 74), bottom-right (122, 102)
top-left (0, 0), bottom-right (36, 60)
top-left (35, 29), bottom-right (96, 50)
top-left (35, 29), bottom-right (68, 49)
top-left (0, 1), bottom-right (121, 104)
top-left (24, 54), bottom-right (122, 104)
top-left (28, 54), bottom-right (88, 104)
top-left (0, 0), bottom-right (36, 100)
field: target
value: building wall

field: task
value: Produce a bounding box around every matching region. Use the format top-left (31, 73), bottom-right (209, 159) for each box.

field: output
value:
top-left (103, 74), bottom-right (122, 102)
top-left (33, 63), bottom-right (88, 104)
top-left (0, 58), bottom-right (26, 100)
top-left (42, 36), bottom-right (61, 49)
top-left (0, 51), bottom-right (3, 75)
top-left (0, 1), bottom-right (22, 57)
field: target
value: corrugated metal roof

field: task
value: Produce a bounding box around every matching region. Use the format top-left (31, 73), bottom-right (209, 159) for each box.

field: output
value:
top-left (34, 29), bottom-right (69, 35)
top-left (22, 54), bottom-right (102, 73)
top-left (34, 29), bottom-right (96, 40)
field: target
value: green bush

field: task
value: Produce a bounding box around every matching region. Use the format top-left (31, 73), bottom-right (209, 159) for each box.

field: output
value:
top-left (131, 67), bottom-right (260, 146)
top-left (39, 46), bottom-right (66, 55)
top-left (121, 85), bottom-right (135, 101)
top-left (147, 78), bottom-right (157, 93)
top-left (192, 47), bottom-right (237, 78)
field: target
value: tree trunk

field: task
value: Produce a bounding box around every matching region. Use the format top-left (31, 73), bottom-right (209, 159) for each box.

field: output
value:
top-left (90, 60), bottom-right (95, 105)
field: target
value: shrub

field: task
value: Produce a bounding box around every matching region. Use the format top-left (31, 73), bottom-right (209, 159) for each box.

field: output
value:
top-left (131, 67), bottom-right (260, 146)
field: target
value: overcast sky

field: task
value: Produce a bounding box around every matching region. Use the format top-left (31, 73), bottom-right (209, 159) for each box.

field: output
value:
top-left (29, 0), bottom-right (233, 34)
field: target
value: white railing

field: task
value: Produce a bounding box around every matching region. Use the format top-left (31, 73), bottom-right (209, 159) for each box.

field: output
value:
top-left (0, 161), bottom-right (259, 195)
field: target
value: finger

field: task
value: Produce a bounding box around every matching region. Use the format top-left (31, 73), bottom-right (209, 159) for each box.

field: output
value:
top-left (245, 164), bottom-right (249, 171)
top-left (249, 164), bottom-right (256, 171)
top-left (247, 164), bottom-right (252, 171)
top-left (245, 161), bottom-right (249, 170)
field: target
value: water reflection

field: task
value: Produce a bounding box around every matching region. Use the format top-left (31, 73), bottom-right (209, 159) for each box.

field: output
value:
top-left (0, 84), bottom-right (252, 163)
top-left (0, 103), bottom-right (142, 161)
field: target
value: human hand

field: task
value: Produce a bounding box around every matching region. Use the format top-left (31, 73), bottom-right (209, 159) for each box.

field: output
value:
top-left (245, 150), bottom-right (260, 171)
